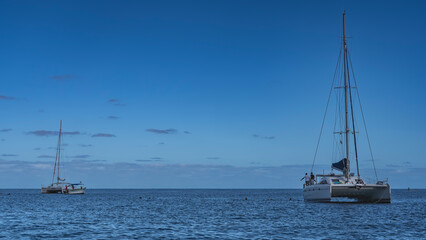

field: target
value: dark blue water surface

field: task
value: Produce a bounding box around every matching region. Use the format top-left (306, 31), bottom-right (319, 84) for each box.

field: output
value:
top-left (0, 189), bottom-right (424, 239)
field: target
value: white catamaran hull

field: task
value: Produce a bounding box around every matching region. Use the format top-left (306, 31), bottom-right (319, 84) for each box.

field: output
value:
top-left (303, 184), bottom-right (331, 202)
top-left (303, 184), bottom-right (391, 203)
top-left (63, 188), bottom-right (86, 195)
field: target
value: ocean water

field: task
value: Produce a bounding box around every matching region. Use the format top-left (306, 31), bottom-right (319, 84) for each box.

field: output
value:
top-left (0, 189), bottom-right (424, 239)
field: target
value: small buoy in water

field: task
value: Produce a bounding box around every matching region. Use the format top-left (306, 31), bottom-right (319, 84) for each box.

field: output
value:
top-left (245, 197), bottom-right (248, 200)
top-left (289, 197), bottom-right (292, 201)
top-left (7, 193), bottom-right (11, 195)
top-left (139, 196), bottom-right (142, 199)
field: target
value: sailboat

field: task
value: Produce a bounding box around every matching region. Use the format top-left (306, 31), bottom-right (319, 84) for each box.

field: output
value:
top-left (303, 12), bottom-right (390, 203)
top-left (41, 120), bottom-right (86, 194)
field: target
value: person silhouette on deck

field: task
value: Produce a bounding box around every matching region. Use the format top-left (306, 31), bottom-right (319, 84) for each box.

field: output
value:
top-left (300, 173), bottom-right (310, 186)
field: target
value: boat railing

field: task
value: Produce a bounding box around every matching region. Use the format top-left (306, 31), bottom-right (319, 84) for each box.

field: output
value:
top-left (376, 178), bottom-right (388, 185)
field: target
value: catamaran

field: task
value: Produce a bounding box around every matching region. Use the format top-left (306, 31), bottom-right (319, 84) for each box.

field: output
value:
top-left (41, 120), bottom-right (86, 194)
top-left (303, 12), bottom-right (390, 203)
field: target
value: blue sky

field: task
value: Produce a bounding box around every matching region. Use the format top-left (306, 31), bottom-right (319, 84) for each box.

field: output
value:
top-left (0, 0), bottom-right (425, 188)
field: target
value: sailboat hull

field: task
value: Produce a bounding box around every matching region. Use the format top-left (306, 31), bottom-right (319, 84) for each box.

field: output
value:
top-left (303, 183), bottom-right (390, 203)
top-left (331, 184), bottom-right (391, 203)
top-left (63, 188), bottom-right (86, 195)
top-left (302, 184), bottom-right (332, 202)
top-left (41, 185), bottom-right (63, 194)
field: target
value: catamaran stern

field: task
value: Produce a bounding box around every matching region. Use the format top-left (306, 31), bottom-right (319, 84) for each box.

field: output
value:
top-left (303, 183), bottom-right (391, 203)
top-left (331, 184), bottom-right (391, 203)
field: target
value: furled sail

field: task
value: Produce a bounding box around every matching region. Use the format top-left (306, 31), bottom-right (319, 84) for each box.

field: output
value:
top-left (332, 158), bottom-right (348, 172)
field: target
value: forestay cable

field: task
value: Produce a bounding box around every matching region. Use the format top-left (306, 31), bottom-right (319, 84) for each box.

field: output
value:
top-left (311, 46), bottom-right (343, 172)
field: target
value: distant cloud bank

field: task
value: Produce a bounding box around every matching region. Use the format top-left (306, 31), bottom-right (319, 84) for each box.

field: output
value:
top-left (0, 159), bottom-right (423, 188)
top-left (135, 157), bottom-right (164, 163)
top-left (1, 154), bottom-right (18, 157)
top-left (37, 155), bottom-right (56, 159)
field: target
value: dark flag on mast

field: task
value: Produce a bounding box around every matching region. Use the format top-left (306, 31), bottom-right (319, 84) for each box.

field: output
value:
top-left (332, 158), bottom-right (348, 172)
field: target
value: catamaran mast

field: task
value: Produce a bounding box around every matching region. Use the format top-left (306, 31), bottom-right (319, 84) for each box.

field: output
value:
top-left (51, 120), bottom-right (62, 184)
top-left (343, 12), bottom-right (350, 179)
top-left (57, 120), bottom-right (62, 183)
top-left (53, 120), bottom-right (62, 184)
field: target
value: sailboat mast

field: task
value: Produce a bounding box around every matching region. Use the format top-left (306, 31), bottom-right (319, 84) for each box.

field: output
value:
top-left (56, 120), bottom-right (62, 183)
top-left (343, 12), bottom-right (350, 179)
